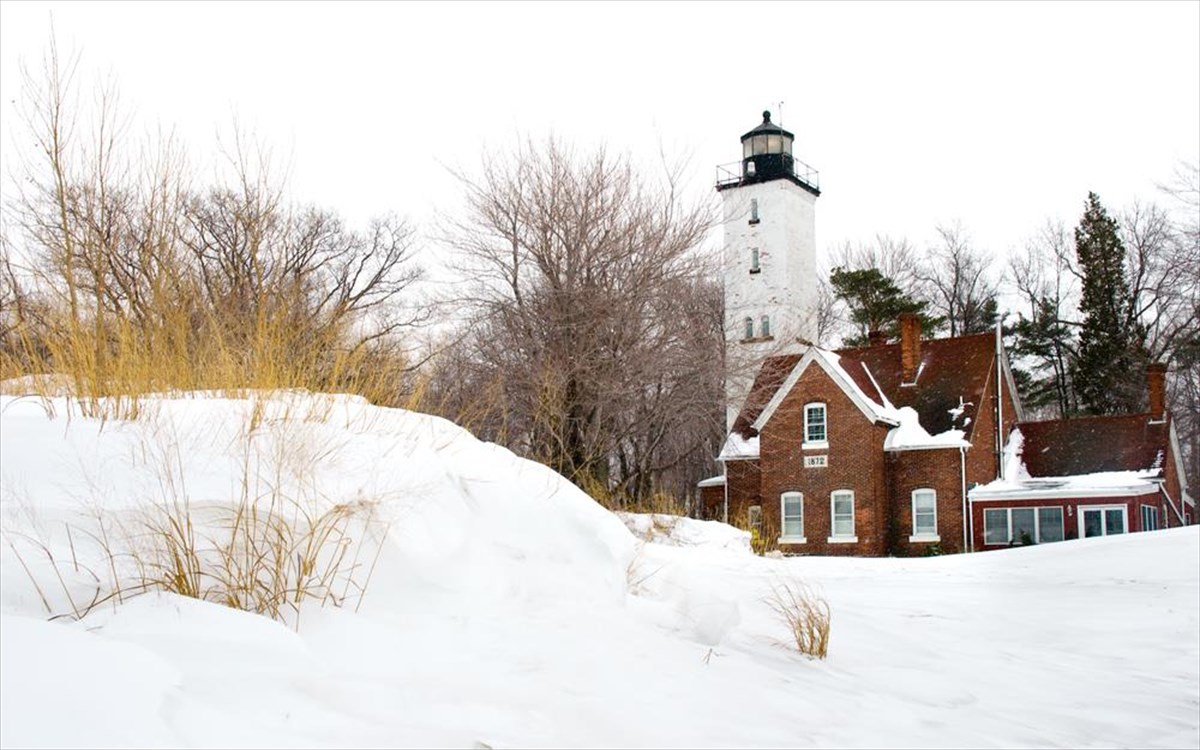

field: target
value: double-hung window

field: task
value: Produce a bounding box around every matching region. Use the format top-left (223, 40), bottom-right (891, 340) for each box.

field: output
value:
top-left (780, 492), bottom-right (804, 542)
top-left (803, 403), bottom-right (827, 447)
top-left (910, 489), bottom-right (939, 541)
top-left (829, 490), bottom-right (856, 542)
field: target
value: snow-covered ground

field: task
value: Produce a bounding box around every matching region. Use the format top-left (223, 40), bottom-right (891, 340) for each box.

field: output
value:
top-left (1, 393), bottom-right (1197, 749)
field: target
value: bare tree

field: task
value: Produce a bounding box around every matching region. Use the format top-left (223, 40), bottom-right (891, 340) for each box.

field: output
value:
top-left (920, 222), bottom-right (999, 337)
top-left (1007, 220), bottom-right (1080, 418)
top-left (3, 38), bottom-right (426, 402)
top-left (435, 138), bottom-right (721, 507)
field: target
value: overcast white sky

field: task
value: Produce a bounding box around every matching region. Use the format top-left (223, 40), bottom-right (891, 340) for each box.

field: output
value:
top-left (2, 1), bottom-right (1198, 274)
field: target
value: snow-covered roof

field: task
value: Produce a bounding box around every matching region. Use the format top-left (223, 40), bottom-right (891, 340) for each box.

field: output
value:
top-left (718, 433), bottom-right (759, 461)
top-left (972, 428), bottom-right (1161, 500)
top-left (970, 470), bottom-right (1162, 501)
top-left (750, 347), bottom-right (901, 433)
top-left (884, 406), bottom-right (970, 451)
top-left (696, 475), bottom-right (726, 488)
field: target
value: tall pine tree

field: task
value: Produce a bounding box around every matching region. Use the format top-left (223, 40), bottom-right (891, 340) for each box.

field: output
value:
top-left (1070, 193), bottom-right (1149, 415)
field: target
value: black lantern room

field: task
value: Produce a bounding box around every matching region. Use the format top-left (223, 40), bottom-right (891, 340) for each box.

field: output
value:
top-left (741, 110), bottom-right (794, 182)
top-left (715, 111), bottom-right (820, 195)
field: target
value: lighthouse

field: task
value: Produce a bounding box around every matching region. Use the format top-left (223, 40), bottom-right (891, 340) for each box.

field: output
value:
top-left (716, 110), bottom-right (821, 430)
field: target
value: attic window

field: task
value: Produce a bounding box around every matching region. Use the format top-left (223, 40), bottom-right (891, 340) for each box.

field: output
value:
top-left (803, 403), bottom-right (827, 447)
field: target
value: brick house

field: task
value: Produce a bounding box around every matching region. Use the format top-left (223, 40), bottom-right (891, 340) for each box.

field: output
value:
top-left (700, 316), bottom-right (1193, 555)
top-left (970, 362), bottom-right (1192, 548)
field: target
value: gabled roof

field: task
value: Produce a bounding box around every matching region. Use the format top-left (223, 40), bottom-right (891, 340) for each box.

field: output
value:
top-left (1018, 413), bottom-right (1171, 476)
top-left (728, 331), bottom-right (1000, 444)
top-left (748, 348), bottom-right (901, 435)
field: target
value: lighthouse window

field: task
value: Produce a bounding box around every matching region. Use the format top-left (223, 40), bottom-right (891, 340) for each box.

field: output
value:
top-left (760, 315), bottom-right (771, 338)
top-left (752, 135), bottom-right (768, 155)
top-left (750, 248), bottom-right (760, 273)
top-left (749, 199), bottom-right (759, 224)
top-left (782, 134), bottom-right (793, 153)
top-left (767, 134), bottom-right (781, 153)
top-left (743, 317), bottom-right (754, 340)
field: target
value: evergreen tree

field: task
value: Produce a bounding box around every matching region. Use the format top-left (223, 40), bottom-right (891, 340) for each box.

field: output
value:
top-left (830, 267), bottom-right (942, 346)
top-left (1070, 192), bottom-right (1149, 414)
top-left (1011, 296), bottom-right (1077, 416)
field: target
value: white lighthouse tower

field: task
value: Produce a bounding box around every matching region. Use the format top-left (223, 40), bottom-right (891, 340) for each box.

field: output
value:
top-left (717, 110), bottom-right (820, 430)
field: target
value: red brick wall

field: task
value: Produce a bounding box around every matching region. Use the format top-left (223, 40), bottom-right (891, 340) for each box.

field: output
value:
top-left (758, 362), bottom-right (889, 556)
top-left (723, 459), bottom-right (761, 526)
top-left (887, 447), bottom-right (966, 555)
top-left (700, 484), bottom-right (725, 521)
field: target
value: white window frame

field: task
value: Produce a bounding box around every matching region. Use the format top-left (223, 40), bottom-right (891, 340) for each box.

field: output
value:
top-left (743, 316), bottom-right (754, 341)
top-left (983, 505), bottom-right (1066, 546)
top-left (909, 488), bottom-right (940, 542)
top-left (1078, 504), bottom-right (1128, 539)
top-left (750, 247), bottom-right (760, 273)
top-left (779, 492), bottom-right (805, 543)
top-left (749, 198), bottom-right (760, 223)
top-left (1140, 504), bottom-right (1159, 532)
top-left (828, 490), bottom-right (857, 543)
top-left (760, 315), bottom-right (771, 338)
top-left (802, 402), bottom-right (828, 449)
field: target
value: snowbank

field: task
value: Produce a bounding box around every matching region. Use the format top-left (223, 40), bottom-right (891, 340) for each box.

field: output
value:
top-left (618, 512), bottom-right (752, 553)
top-left (2, 393), bottom-right (1196, 749)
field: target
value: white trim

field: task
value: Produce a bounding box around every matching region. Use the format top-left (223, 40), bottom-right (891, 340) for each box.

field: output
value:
top-left (911, 488), bottom-right (938, 539)
top-left (998, 335), bottom-right (1026, 423)
top-left (802, 441), bottom-right (829, 451)
top-left (827, 536), bottom-right (859, 544)
top-left (1160, 485), bottom-right (1186, 526)
top-left (751, 348), bottom-right (899, 433)
top-left (830, 489), bottom-right (855, 540)
top-left (885, 442), bottom-right (965, 453)
top-left (970, 484), bottom-right (1159, 501)
top-left (1078, 504), bottom-right (1129, 538)
top-left (780, 491), bottom-right (804, 541)
top-left (1168, 421), bottom-right (1193, 506)
top-left (1140, 503), bottom-right (1159, 532)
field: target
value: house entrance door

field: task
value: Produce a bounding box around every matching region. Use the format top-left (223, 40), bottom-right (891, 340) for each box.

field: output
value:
top-left (1080, 507), bottom-right (1126, 538)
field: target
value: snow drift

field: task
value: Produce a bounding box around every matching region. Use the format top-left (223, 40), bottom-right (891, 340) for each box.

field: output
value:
top-left (2, 392), bottom-right (1197, 749)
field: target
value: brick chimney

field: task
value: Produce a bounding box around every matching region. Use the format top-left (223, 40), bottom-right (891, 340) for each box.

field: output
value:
top-left (1147, 362), bottom-right (1167, 420)
top-left (867, 330), bottom-right (886, 347)
top-left (899, 313), bottom-right (922, 383)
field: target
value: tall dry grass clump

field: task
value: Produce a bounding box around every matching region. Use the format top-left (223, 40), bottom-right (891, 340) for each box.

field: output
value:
top-left (4, 417), bottom-right (390, 628)
top-left (767, 579), bottom-right (831, 659)
top-left (0, 39), bottom-right (427, 419)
